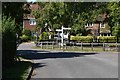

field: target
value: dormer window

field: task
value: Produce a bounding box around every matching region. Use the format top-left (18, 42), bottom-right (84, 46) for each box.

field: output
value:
top-left (100, 22), bottom-right (105, 28)
top-left (85, 22), bottom-right (93, 27)
top-left (29, 19), bottom-right (36, 25)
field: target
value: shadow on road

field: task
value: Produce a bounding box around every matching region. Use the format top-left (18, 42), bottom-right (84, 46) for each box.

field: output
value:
top-left (17, 50), bottom-right (98, 60)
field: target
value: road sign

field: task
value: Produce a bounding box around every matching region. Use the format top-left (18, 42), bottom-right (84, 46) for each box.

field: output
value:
top-left (56, 29), bottom-right (62, 31)
top-left (63, 28), bottom-right (71, 30)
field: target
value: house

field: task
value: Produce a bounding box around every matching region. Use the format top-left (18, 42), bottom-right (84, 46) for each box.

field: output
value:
top-left (23, 2), bottom-right (40, 31)
top-left (85, 12), bottom-right (111, 36)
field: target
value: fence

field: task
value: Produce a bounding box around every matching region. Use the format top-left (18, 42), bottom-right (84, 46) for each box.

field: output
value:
top-left (35, 40), bottom-right (120, 52)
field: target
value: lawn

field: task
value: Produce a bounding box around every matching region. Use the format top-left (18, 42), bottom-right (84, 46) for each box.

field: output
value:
top-left (2, 57), bottom-right (32, 80)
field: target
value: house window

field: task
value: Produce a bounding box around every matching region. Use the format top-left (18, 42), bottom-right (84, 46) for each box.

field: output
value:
top-left (100, 23), bottom-right (105, 28)
top-left (29, 19), bottom-right (36, 25)
top-left (85, 22), bottom-right (93, 27)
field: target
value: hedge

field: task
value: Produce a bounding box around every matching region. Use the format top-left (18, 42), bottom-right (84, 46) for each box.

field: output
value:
top-left (70, 36), bottom-right (120, 43)
top-left (97, 36), bottom-right (116, 43)
top-left (70, 36), bottom-right (93, 43)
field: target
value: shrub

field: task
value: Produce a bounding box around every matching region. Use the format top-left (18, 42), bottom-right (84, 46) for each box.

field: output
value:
top-left (70, 36), bottom-right (93, 43)
top-left (20, 34), bottom-right (31, 42)
top-left (2, 16), bottom-right (16, 64)
top-left (22, 30), bottom-right (31, 36)
top-left (38, 32), bottom-right (48, 41)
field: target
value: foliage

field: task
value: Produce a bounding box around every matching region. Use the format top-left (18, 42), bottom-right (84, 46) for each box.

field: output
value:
top-left (20, 34), bottom-right (31, 42)
top-left (22, 30), bottom-right (31, 36)
top-left (38, 32), bottom-right (48, 41)
top-left (2, 16), bottom-right (16, 64)
top-left (33, 2), bottom-right (98, 35)
top-left (33, 2), bottom-right (120, 36)
top-left (2, 2), bottom-right (25, 36)
top-left (112, 25), bottom-right (120, 37)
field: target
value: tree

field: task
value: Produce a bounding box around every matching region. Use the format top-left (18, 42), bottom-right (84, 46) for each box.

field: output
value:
top-left (107, 2), bottom-right (120, 37)
top-left (33, 2), bottom-right (120, 36)
top-left (33, 2), bottom-right (97, 34)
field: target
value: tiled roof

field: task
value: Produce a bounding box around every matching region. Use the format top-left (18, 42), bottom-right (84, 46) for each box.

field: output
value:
top-left (23, 14), bottom-right (35, 19)
top-left (96, 13), bottom-right (108, 22)
top-left (23, 3), bottom-right (40, 19)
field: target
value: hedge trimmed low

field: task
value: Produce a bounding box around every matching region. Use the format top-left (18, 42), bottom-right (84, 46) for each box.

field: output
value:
top-left (70, 36), bottom-right (120, 43)
top-left (70, 36), bottom-right (93, 43)
top-left (97, 36), bottom-right (116, 42)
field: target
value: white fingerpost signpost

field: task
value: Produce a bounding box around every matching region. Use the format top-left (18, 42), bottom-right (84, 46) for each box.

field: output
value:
top-left (56, 26), bottom-right (71, 49)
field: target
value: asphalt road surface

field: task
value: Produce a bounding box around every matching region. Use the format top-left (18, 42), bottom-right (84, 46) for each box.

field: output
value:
top-left (17, 42), bottom-right (118, 78)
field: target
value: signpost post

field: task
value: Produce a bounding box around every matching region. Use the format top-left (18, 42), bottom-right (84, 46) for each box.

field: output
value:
top-left (56, 26), bottom-right (71, 49)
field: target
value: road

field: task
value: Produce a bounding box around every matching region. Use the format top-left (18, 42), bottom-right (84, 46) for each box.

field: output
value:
top-left (17, 42), bottom-right (118, 78)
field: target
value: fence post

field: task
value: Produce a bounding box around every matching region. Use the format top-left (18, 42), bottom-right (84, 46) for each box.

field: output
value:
top-left (81, 42), bottom-right (83, 51)
top-left (91, 42), bottom-right (93, 51)
top-left (103, 42), bottom-right (105, 51)
top-left (47, 41), bottom-right (48, 49)
top-left (65, 42), bottom-right (67, 50)
top-left (52, 41), bottom-right (54, 49)
top-left (116, 42), bottom-right (118, 51)
top-left (41, 42), bottom-right (43, 49)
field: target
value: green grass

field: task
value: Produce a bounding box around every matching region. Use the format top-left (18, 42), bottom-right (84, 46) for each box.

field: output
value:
top-left (32, 45), bottom-right (119, 52)
top-left (2, 58), bottom-right (32, 80)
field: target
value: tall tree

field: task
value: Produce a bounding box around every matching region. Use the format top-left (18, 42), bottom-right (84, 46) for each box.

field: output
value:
top-left (107, 2), bottom-right (120, 37)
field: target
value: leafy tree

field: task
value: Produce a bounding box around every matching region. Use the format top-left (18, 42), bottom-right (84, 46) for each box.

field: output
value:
top-left (33, 2), bottom-right (120, 36)
top-left (107, 2), bottom-right (120, 37)
top-left (33, 2), bottom-right (97, 34)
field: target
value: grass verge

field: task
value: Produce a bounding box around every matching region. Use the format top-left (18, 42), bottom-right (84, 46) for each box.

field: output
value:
top-left (2, 57), bottom-right (32, 80)
top-left (32, 45), bottom-right (119, 53)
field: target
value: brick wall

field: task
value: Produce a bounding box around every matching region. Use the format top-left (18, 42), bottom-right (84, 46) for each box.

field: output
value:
top-left (23, 19), bottom-right (36, 31)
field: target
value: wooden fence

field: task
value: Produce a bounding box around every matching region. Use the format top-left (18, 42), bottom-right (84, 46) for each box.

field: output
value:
top-left (35, 41), bottom-right (120, 52)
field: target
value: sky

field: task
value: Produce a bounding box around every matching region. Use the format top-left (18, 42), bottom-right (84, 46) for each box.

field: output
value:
top-left (27, 0), bottom-right (36, 2)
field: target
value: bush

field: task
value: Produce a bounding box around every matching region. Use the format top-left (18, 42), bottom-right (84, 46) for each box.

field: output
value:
top-left (2, 16), bottom-right (16, 64)
top-left (20, 34), bottom-right (31, 42)
top-left (38, 32), bottom-right (48, 41)
top-left (22, 30), bottom-right (31, 36)
top-left (70, 36), bottom-right (93, 43)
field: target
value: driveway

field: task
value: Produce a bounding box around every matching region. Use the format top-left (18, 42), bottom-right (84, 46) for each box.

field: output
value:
top-left (17, 42), bottom-right (118, 78)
